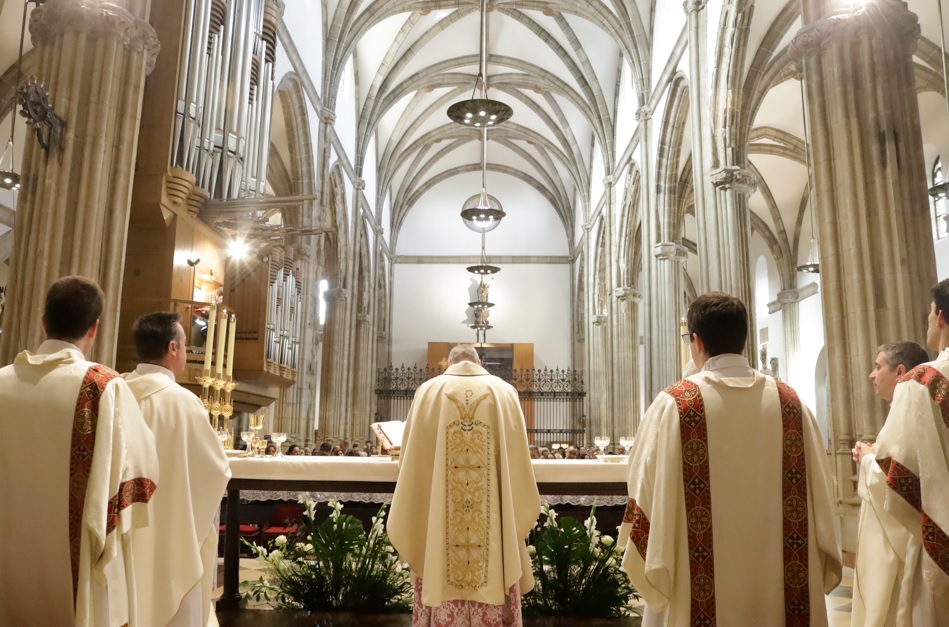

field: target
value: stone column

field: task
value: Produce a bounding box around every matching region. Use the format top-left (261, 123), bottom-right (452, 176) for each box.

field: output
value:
top-left (318, 286), bottom-right (352, 440)
top-left (590, 313), bottom-right (609, 440)
top-left (791, 0), bottom-right (936, 547)
top-left (614, 287), bottom-right (643, 433)
top-left (709, 166), bottom-right (757, 362)
top-left (646, 242), bottom-right (687, 402)
top-left (776, 288), bottom-right (802, 390)
top-left (1, 0), bottom-right (158, 365)
top-left (684, 0), bottom-right (716, 295)
top-left (350, 312), bottom-right (374, 440)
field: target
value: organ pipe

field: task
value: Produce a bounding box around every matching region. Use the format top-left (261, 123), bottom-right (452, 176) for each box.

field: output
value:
top-left (172, 0), bottom-right (278, 201)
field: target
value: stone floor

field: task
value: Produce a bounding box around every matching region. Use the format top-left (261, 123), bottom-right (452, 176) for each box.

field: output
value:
top-left (215, 559), bottom-right (854, 626)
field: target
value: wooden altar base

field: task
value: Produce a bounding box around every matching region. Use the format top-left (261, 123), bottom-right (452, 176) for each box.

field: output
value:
top-left (217, 609), bottom-right (643, 626)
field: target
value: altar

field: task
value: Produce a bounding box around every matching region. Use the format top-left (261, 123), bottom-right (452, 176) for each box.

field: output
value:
top-left (219, 457), bottom-right (629, 608)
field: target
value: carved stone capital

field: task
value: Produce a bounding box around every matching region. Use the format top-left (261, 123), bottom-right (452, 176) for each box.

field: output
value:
top-left (592, 314), bottom-right (609, 327)
top-left (320, 107), bottom-right (336, 125)
top-left (614, 287), bottom-right (643, 303)
top-left (603, 175), bottom-right (616, 187)
top-left (789, 59), bottom-right (804, 81)
top-left (327, 287), bottom-right (350, 301)
top-left (635, 106), bottom-right (652, 122)
top-left (357, 313), bottom-right (371, 324)
top-left (575, 332), bottom-right (585, 343)
top-left (789, 5), bottom-right (920, 63)
top-left (711, 166), bottom-right (757, 195)
top-left (31, 0), bottom-right (160, 75)
top-left (653, 242), bottom-right (688, 262)
top-left (683, 0), bottom-right (708, 14)
top-left (353, 178), bottom-right (366, 191)
top-left (377, 331), bottom-right (389, 342)
top-left (777, 289), bottom-right (800, 305)
top-left (266, 0), bottom-right (286, 19)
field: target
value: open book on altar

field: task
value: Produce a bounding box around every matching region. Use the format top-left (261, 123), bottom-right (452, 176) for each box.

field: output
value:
top-left (370, 420), bottom-right (405, 457)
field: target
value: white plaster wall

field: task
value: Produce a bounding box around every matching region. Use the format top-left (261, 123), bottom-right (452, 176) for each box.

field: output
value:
top-left (280, 3), bottom-right (323, 101)
top-left (335, 56), bottom-right (358, 164)
top-left (390, 263), bottom-right (572, 369)
top-left (653, 0), bottom-right (686, 86)
top-left (396, 171), bottom-right (568, 256)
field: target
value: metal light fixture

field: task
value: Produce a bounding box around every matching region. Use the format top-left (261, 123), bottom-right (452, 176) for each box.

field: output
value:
top-left (446, 0), bottom-right (512, 128)
top-left (796, 67), bottom-right (820, 274)
top-left (460, 128), bottom-right (505, 232)
top-left (0, 0), bottom-right (30, 192)
top-left (0, 139), bottom-right (19, 191)
top-left (467, 231), bottom-right (501, 276)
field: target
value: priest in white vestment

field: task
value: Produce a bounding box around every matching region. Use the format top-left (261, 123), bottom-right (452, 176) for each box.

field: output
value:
top-left (851, 282), bottom-right (949, 626)
top-left (388, 343), bottom-right (541, 627)
top-left (0, 276), bottom-right (159, 627)
top-left (620, 292), bottom-right (841, 627)
top-left (125, 311), bottom-right (231, 627)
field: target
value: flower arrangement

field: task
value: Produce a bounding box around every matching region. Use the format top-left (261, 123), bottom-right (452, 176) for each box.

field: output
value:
top-left (242, 499), bottom-right (412, 612)
top-left (523, 502), bottom-right (641, 620)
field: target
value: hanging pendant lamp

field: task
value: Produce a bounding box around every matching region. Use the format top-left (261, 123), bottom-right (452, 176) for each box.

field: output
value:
top-left (446, 0), bottom-right (512, 128)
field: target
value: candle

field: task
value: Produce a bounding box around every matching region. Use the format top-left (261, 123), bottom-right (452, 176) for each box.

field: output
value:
top-left (226, 313), bottom-right (237, 377)
top-left (215, 308), bottom-right (228, 375)
top-left (204, 304), bottom-right (216, 371)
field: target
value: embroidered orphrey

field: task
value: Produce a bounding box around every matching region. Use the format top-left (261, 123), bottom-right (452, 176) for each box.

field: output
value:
top-left (444, 390), bottom-right (492, 590)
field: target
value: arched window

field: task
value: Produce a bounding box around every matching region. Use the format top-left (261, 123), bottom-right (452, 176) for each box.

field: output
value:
top-left (932, 157), bottom-right (949, 239)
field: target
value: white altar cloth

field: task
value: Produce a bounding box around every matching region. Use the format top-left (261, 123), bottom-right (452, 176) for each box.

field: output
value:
top-left (228, 457), bottom-right (628, 506)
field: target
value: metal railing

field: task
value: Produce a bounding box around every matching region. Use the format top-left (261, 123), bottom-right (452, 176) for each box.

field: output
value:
top-left (375, 365), bottom-right (586, 446)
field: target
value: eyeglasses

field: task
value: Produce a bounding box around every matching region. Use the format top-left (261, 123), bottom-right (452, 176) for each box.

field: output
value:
top-left (681, 332), bottom-right (692, 345)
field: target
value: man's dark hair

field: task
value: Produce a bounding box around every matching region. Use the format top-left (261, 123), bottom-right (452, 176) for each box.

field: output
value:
top-left (44, 276), bottom-right (104, 341)
top-left (877, 341), bottom-right (929, 372)
top-left (686, 292), bottom-right (748, 357)
top-left (132, 311), bottom-right (182, 362)
top-left (933, 279), bottom-right (949, 319)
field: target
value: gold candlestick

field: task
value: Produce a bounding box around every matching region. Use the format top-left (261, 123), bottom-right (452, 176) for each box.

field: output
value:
top-left (197, 368), bottom-right (214, 413)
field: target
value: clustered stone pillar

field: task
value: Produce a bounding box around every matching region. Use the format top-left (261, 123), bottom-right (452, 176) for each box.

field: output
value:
top-left (1, 0), bottom-right (158, 365)
top-left (684, 0), bottom-right (715, 293)
top-left (709, 166), bottom-right (757, 362)
top-left (589, 313), bottom-right (610, 439)
top-left (318, 286), bottom-right (352, 440)
top-left (613, 287), bottom-right (643, 433)
top-left (776, 288), bottom-right (802, 390)
top-left (350, 311), bottom-right (374, 439)
top-left (647, 243), bottom-right (687, 402)
top-left (791, 0), bottom-right (937, 548)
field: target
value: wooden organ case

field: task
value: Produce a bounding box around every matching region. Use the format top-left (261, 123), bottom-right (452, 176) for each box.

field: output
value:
top-left (228, 245), bottom-right (302, 388)
top-left (121, 0), bottom-right (286, 413)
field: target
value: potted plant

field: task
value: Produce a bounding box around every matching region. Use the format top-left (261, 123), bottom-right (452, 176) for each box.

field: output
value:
top-left (523, 502), bottom-right (641, 621)
top-left (243, 499), bottom-right (412, 612)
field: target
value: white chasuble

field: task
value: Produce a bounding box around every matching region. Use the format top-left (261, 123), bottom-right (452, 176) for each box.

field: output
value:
top-left (0, 341), bottom-right (159, 626)
top-left (852, 350), bottom-right (949, 626)
top-left (619, 354), bottom-right (840, 627)
top-left (388, 360), bottom-right (541, 613)
top-left (124, 365), bottom-right (231, 627)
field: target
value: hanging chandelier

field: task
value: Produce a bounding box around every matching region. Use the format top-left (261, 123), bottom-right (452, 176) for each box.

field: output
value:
top-left (460, 128), bottom-right (506, 232)
top-left (795, 67), bottom-right (819, 274)
top-left (0, 0), bottom-right (30, 192)
top-left (467, 231), bottom-right (500, 276)
top-left (446, 0), bottom-right (512, 128)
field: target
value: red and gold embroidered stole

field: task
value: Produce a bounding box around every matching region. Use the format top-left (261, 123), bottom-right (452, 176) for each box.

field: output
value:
top-left (877, 366), bottom-right (949, 579)
top-left (624, 380), bottom-right (810, 626)
top-left (68, 365), bottom-right (156, 606)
